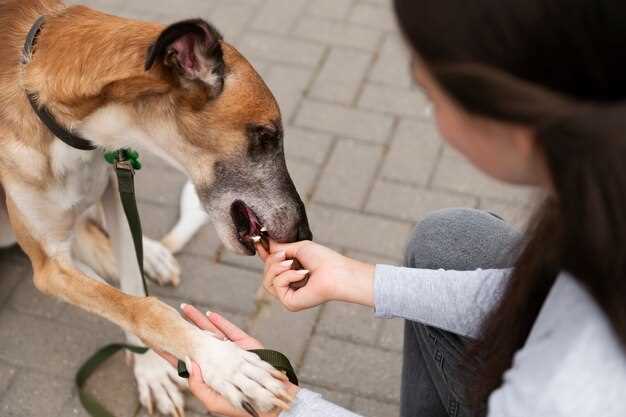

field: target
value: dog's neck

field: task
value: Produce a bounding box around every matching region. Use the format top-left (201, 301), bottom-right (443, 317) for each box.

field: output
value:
top-left (22, 6), bottom-right (170, 131)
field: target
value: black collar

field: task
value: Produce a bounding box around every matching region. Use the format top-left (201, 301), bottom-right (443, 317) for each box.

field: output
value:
top-left (22, 16), bottom-right (97, 151)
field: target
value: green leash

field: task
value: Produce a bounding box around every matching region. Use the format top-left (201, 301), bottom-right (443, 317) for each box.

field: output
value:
top-left (77, 148), bottom-right (298, 417)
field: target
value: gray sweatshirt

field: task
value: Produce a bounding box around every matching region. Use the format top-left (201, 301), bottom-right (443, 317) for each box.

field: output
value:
top-left (282, 266), bottom-right (626, 417)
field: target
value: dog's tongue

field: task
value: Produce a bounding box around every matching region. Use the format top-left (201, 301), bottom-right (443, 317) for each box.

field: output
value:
top-left (245, 205), bottom-right (261, 236)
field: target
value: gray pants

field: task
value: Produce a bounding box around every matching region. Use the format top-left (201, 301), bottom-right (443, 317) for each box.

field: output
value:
top-left (401, 208), bottom-right (521, 417)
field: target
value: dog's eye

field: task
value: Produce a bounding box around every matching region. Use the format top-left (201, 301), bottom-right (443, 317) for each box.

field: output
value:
top-left (247, 125), bottom-right (281, 158)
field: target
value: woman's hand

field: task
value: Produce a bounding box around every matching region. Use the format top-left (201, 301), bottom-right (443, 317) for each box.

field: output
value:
top-left (158, 304), bottom-right (299, 417)
top-left (258, 240), bottom-right (376, 311)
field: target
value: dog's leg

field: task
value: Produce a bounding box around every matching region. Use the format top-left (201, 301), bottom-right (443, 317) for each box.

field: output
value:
top-left (5, 187), bottom-right (288, 414)
top-left (73, 203), bottom-right (181, 286)
top-left (101, 174), bottom-right (186, 416)
top-left (72, 207), bottom-right (117, 281)
top-left (161, 180), bottom-right (209, 254)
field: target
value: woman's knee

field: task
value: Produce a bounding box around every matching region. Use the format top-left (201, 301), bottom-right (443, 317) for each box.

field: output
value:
top-left (404, 208), bottom-right (521, 271)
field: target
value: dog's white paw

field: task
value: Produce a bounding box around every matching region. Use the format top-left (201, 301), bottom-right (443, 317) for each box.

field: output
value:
top-left (191, 331), bottom-right (291, 413)
top-left (133, 349), bottom-right (187, 417)
top-left (143, 237), bottom-right (181, 286)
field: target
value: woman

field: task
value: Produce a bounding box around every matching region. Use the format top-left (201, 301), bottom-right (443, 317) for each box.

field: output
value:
top-left (173, 0), bottom-right (626, 415)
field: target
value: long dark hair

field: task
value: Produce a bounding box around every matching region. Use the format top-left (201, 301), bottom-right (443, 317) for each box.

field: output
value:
top-left (394, 0), bottom-right (626, 409)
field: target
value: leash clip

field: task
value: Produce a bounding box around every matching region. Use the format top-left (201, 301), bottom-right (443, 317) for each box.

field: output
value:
top-left (115, 159), bottom-right (135, 175)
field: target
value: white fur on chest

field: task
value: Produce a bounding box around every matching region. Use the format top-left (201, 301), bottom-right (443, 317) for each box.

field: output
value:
top-left (49, 141), bottom-right (110, 212)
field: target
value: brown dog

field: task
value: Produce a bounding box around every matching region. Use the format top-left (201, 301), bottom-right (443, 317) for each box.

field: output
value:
top-left (0, 0), bottom-right (311, 415)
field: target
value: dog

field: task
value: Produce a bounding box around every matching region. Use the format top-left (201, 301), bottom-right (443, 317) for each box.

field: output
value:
top-left (0, 0), bottom-right (312, 415)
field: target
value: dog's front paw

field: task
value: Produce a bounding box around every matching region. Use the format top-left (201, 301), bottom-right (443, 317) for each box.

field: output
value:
top-left (191, 332), bottom-right (292, 413)
top-left (133, 349), bottom-right (187, 417)
top-left (143, 237), bottom-right (181, 286)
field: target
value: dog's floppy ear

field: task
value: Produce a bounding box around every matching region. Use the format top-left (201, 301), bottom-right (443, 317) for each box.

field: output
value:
top-left (145, 19), bottom-right (225, 97)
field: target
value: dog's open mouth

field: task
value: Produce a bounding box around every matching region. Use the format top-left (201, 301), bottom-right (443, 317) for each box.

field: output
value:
top-left (230, 200), bottom-right (265, 254)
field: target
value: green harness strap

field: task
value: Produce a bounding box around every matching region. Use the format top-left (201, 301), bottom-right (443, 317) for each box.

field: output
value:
top-left (77, 148), bottom-right (298, 417)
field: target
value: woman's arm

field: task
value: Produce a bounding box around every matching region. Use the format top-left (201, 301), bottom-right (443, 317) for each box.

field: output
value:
top-left (281, 390), bottom-right (362, 417)
top-left (373, 265), bottom-right (511, 337)
top-left (262, 241), bottom-right (512, 338)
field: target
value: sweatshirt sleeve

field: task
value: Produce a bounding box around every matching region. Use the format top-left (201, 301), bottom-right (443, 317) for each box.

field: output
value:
top-left (280, 389), bottom-right (362, 417)
top-left (374, 265), bottom-right (512, 337)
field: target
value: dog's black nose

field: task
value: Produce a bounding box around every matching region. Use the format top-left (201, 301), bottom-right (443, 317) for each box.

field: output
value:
top-left (296, 219), bottom-right (313, 241)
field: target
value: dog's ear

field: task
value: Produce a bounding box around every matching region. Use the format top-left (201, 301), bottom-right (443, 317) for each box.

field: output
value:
top-left (145, 19), bottom-right (224, 97)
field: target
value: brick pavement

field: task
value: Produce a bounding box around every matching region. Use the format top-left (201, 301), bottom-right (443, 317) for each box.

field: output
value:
top-left (0, 1), bottom-right (534, 416)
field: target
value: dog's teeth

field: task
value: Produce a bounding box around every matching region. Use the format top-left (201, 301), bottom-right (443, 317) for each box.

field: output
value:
top-left (260, 226), bottom-right (267, 233)
top-left (251, 236), bottom-right (262, 242)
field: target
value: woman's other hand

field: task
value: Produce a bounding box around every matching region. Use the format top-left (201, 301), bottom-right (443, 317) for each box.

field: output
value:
top-left (158, 304), bottom-right (298, 417)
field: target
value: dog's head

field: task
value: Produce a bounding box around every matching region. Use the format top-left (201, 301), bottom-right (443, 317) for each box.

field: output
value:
top-left (117, 19), bottom-right (311, 254)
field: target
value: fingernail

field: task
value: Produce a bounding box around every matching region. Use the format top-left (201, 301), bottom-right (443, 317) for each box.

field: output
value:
top-left (184, 356), bottom-right (193, 377)
top-left (180, 303), bottom-right (188, 310)
top-left (275, 251), bottom-right (286, 259)
top-left (280, 259), bottom-right (294, 267)
top-left (296, 270), bottom-right (309, 275)
top-left (205, 310), bottom-right (212, 317)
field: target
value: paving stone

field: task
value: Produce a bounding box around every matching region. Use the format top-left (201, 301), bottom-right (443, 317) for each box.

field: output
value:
top-left (135, 160), bottom-right (187, 208)
top-left (300, 383), bottom-right (354, 409)
top-left (151, 255), bottom-right (259, 314)
top-left (239, 32), bottom-right (325, 67)
top-left (123, 0), bottom-right (217, 22)
top-left (293, 17), bottom-right (383, 51)
top-left (432, 146), bottom-right (535, 203)
top-left (219, 249), bottom-right (265, 272)
top-left (287, 159), bottom-right (320, 200)
top-left (0, 362), bottom-right (16, 398)
top-left (309, 47), bottom-right (374, 105)
top-left (365, 181), bottom-right (477, 222)
top-left (252, 0), bottom-right (308, 35)
top-left (479, 198), bottom-right (536, 231)
top-left (378, 319), bottom-right (404, 352)
top-left (348, 3), bottom-right (397, 31)
top-left (9, 278), bottom-right (65, 319)
top-left (0, 370), bottom-right (71, 417)
top-left (0, 255), bottom-right (28, 307)
top-left (317, 303), bottom-right (380, 345)
top-left (82, 352), bottom-right (139, 417)
top-left (249, 299), bottom-right (320, 366)
top-left (307, 0), bottom-right (355, 20)
top-left (359, 83), bottom-right (431, 119)
top-left (137, 200), bottom-right (179, 240)
top-left (210, 2), bottom-right (256, 41)
top-left (307, 204), bottom-right (413, 259)
top-left (296, 100), bottom-right (394, 144)
top-left (352, 397), bottom-right (400, 417)
top-left (263, 64), bottom-right (315, 121)
top-left (380, 119), bottom-right (443, 186)
top-left (300, 335), bottom-right (402, 402)
top-left (284, 127), bottom-right (334, 165)
top-left (369, 34), bottom-right (414, 88)
top-left (180, 222), bottom-right (223, 259)
top-left (314, 140), bottom-right (384, 209)
top-left (0, 310), bottom-right (120, 379)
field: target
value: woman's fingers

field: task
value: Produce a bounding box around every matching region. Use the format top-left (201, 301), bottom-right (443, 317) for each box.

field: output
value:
top-left (207, 312), bottom-right (251, 344)
top-left (262, 251), bottom-right (287, 296)
top-left (270, 240), bottom-right (308, 259)
top-left (180, 304), bottom-right (227, 339)
top-left (274, 269), bottom-right (311, 289)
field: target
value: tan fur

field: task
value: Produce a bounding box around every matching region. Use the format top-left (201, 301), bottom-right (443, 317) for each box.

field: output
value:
top-left (0, 0), bottom-right (283, 380)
